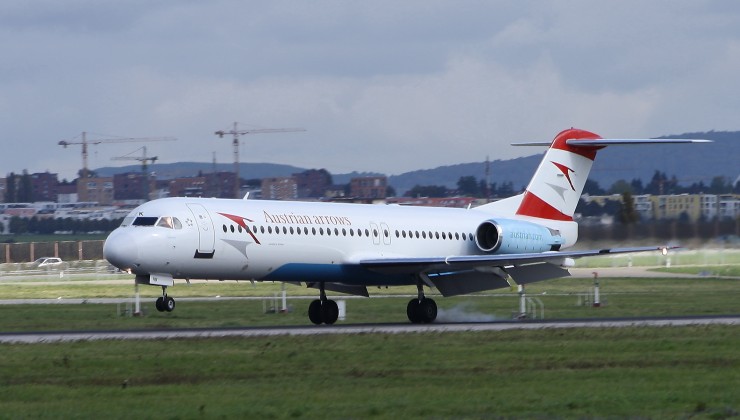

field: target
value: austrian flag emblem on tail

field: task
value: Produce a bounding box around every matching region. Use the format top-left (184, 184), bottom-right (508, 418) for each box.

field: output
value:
top-left (218, 213), bottom-right (261, 244)
top-left (551, 161), bottom-right (576, 191)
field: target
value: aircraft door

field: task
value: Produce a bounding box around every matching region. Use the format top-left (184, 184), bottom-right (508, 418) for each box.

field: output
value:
top-left (187, 203), bottom-right (216, 258)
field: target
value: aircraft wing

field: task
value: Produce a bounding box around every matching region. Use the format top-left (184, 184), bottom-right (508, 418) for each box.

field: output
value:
top-left (360, 246), bottom-right (671, 297)
top-left (360, 246), bottom-right (669, 274)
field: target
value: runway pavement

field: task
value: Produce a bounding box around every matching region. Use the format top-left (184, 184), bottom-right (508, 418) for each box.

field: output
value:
top-left (1, 315), bottom-right (738, 344)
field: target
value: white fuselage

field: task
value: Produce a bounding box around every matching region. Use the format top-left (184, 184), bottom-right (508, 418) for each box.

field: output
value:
top-left (104, 196), bottom-right (577, 287)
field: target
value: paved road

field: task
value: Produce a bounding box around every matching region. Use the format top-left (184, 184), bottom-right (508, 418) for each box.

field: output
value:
top-left (1, 316), bottom-right (738, 344)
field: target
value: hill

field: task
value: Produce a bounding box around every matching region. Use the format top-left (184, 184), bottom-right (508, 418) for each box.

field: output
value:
top-left (389, 130), bottom-right (740, 194)
top-left (94, 130), bottom-right (740, 195)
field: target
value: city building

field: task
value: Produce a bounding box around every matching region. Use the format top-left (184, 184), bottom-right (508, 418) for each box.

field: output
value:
top-left (261, 177), bottom-right (298, 200)
top-left (350, 176), bottom-right (387, 199)
top-left (113, 172), bottom-right (153, 201)
top-left (30, 172), bottom-right (59, 202)
top-left (293, 169), bottom-right (332, 198)
top-left (77, 177), bottom-right (114, 205)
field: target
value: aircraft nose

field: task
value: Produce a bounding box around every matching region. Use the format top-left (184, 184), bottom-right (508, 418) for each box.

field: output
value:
top-left (104, 229), bottom-right (139, 271)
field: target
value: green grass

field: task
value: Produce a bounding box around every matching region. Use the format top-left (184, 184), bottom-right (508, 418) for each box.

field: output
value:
top-left (653, 265), bottom-right (740, 277)
top-left (574, 248), bottom-right (740, 268)
top-left (1, 272), bottom-right (739, 418)
top-left (0, 276), bottom-right (738, 332)
top-left (0, 327), bottom-right (738, 418)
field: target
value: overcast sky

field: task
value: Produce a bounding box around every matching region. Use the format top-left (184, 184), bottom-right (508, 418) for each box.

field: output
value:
top-left (2, 1), bottom-right (739, 181)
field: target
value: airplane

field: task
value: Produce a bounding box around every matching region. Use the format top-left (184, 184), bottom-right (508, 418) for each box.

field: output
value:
top-left (103, 128), bottom-right (709, 325)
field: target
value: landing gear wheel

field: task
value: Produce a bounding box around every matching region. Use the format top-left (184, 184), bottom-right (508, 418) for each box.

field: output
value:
top-left (407, 299), bottom-right (421, 323)
top-left (155, 296), bottom-right (166, 312)
top-left (308, 300), bottom-right (323, 325)
top-left (321, 300), bottom-right (339, 325)
top-left (164, 296), bottom-right (176, 312)
top-left (419, 298), bottom-right (437, 323)
top-left (407, 298), bottom-right (437, 323)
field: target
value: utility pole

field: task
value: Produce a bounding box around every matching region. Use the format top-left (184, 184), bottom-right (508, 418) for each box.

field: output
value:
top-left (215, 122), bottom-right (306, 198)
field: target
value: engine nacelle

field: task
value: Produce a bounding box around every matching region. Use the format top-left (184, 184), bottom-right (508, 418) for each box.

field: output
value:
top-left (475, 218), bottom-right (565, 254)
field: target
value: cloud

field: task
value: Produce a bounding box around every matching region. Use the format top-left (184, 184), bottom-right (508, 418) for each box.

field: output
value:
top-left (1, 1), bottom-right (739, 180)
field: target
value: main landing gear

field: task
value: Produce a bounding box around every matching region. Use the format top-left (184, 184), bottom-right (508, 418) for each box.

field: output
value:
top-left (407, 283), bottom-right (437, 324)
top-left (308, 283), bottom-right (339, 325)
top-left (155, 286), bottom-right (176, 312)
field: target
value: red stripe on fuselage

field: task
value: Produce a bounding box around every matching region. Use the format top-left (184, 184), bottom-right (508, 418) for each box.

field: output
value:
top-left (515, 191), bottom-right (573, 221)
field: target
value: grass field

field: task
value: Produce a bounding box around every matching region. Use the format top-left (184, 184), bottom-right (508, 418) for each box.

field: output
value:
top-left (1, 257), bottom-right (738, 418)
top-left (0, 326), bottom-right (738, 418)
top-left (0, 275), bottom-right (738, 331)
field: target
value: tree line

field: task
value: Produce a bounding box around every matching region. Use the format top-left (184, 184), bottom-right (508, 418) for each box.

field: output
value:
top-left (405, 171), bottom-right (739, 200)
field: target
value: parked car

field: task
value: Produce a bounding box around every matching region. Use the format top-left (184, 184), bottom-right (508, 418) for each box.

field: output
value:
top-left (33, 257), bottom-right (64, 267)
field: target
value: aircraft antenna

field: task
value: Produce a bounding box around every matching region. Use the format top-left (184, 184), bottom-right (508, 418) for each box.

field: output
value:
top-left (214, 122), bottom-right (306, 198)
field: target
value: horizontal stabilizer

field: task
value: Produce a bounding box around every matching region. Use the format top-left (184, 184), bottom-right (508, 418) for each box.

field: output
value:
top-left (565, 138), bottom-right (711, 146)
top-left (513, 138), bottom-right (711, 147)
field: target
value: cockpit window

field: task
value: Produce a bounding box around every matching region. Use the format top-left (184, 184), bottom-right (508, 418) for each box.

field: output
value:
top-left (156, 216), bottom-right (183, 229)
top-left (132, 217), bottom-right (158, 226)
top-left (120, 217), bottom-right (135, 227)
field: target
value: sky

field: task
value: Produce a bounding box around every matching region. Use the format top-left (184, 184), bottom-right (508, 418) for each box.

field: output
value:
top-left (2, 0), bottom-right (740, 181)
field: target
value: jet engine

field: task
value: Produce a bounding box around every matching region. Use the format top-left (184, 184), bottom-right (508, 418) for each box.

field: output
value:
top-left (475, 218), bottom-right (565, 254)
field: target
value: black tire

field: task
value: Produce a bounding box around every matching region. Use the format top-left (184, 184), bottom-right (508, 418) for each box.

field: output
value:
top-left (155, 297), bottom-right (166, 312)
top-left (419, 298), bottom-right (437, 323)
top-left (407, 299), bottom-right (421, 323)
top-left (308, 299), bottom-right (323, 325)
top-left (321, 300), bottom-right (339, 325)
top-left (165, 296), bottom-right (176, 312)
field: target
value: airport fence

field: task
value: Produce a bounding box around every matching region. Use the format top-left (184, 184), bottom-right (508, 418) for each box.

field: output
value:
top-left (0, 240), bottom-right (105, 264)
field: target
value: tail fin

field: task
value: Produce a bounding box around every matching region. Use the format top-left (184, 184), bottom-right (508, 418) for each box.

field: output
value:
top-left (513, 128), bottom-right (710, 221)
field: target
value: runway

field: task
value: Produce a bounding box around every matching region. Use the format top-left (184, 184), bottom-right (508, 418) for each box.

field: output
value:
top-left (1, 315), bottom-right (738, 344)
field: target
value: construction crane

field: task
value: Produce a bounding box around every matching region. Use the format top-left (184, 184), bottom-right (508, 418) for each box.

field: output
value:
top-left (58, 131), bottom-right (176, 179)
top-left (215, 122), bottom-right (306, 198)
top-left (111, 146), bottom-right (159, 200)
